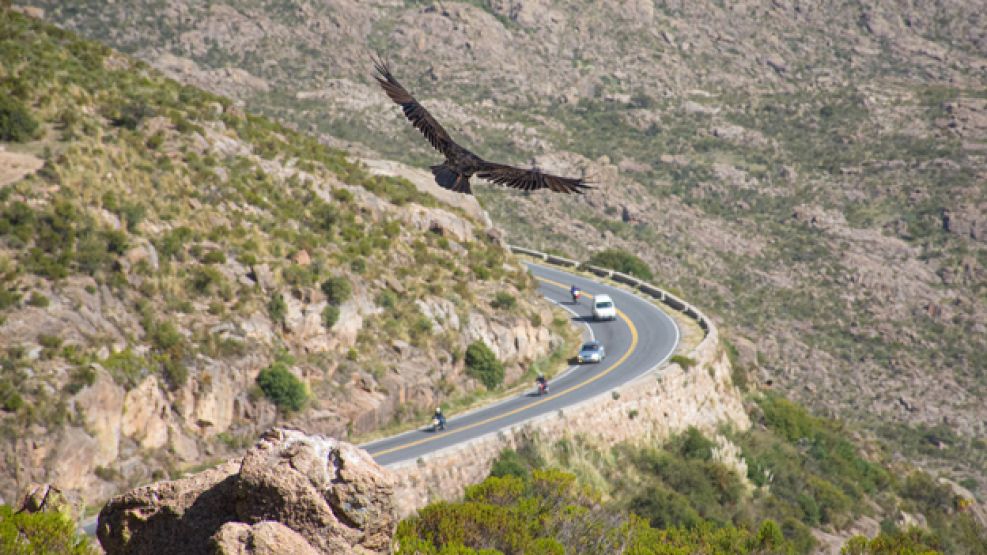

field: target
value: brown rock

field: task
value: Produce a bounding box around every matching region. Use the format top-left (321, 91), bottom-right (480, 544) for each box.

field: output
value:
top-left (234, 428), bottom-right (396, 554)
top-left (97, 460), bottom-right (241, 555)
top-left (942, 204), bottom-right (987, 243)
top-left (212, 521), bottom-right (320, 555)
top-left (292, 249), bottom-right (312, 266)
top-left (97, 429), bottom-right (395, 555)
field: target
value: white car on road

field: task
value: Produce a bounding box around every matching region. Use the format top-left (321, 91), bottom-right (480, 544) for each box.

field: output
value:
top-left (592, 294), bottom-right (617, 321)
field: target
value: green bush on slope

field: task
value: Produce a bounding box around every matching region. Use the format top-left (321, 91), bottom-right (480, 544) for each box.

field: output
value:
top-left (586, 248), bottom-right (653, 281)
top-left (742, 394), bottom-right (890, 528)
top-left (0, 504), bottom-right (95, 554)
top-left (256, 361), bottom-right (307, 412)
top-left (465, 341), bottom-right (504, 390)
top-left (0, 92), bottom-right (38, 142)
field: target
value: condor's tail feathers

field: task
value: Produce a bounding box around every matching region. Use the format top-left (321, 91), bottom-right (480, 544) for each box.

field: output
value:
top-left (431, 164), bottom-right (472, 195)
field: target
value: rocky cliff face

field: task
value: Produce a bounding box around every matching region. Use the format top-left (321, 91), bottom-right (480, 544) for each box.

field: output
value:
top-left (0, 11), bottom-right (564, 510)
top-left (97, 428), bottom-right (395, 555)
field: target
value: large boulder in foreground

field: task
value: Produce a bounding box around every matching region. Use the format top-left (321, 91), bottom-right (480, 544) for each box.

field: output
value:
top-left (97, 428), bottom-right (395, 555)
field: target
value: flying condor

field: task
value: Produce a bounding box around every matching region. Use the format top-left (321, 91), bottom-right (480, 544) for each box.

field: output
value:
top-left (373, 57), bottom-right (591, 195)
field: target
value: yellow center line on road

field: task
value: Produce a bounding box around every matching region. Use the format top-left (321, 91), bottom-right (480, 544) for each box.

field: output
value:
top-left (369, 276), bottom-right (638, 458)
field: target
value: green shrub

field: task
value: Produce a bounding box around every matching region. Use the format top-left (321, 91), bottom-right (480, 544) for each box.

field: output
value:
top-left (119, 202), bottom-right (145, 231)
top-left (465, 340), bottom-right (505, 389)
top-left (256, 361), bottom-right (307, 411)
top-left (37, 334), bottom-right (62, 350)
top-left (320, 276), bottom-right (352, 305)
top-left (158, 227), bottom-right (194, 260)
top-left (0, 92), bottom-right (39, 142)
top-left (490, 291), bottom-right (516, 310)
top-left (489, 449), bottom-right (530, 480)
top-left (27, 292), bottom-right (49, 307)
top-left (268, 293), bottom-right (287, 325)
top-left (160, 357), bottom-right (188, 389)
top-left (237, 252), bottom-right (258, 266)
top-left (322, 304), bottom-right (340, 329)
top-left (188, 266), bottom-right (224, 294)
top-left (670, 354), bottom-right (696, 370)
top-left (148, 321), bottom-right (183, 352)
top-left (102, 348), bottom-right (148, 388)
top-left (842, 527), bottom-right (943, 554)
top-left (0, 288), bottom-right (21, 310)
top-left (0, 503), bottom-right (95, 554)
top-left (64, 365), bottom-right (97, 395)
top-left (586, 248), bottom-right (653, 280)
top-left (110, 101), bottom-right (153, 130)
top-left (332, 188), bottom-right (354, 203)
top-left (201, 250), bottom-right (226, 264)
top-left (376, 290), bottom-right (397, 309)
top-left (0, 380), bottom-right (23, 412)
top-left (627, 443), bottom-right (744, 528)
top-left (668, 426), bottom-right (715, 461)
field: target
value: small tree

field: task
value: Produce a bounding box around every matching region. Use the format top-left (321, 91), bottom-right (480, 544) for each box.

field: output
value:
top-left (256, 361), bottom-right (307, 412)
top-left (465, 340), bottom-right (504, 390)
top-left (0, 92), bottom-right (39, 142)
top-left (321, 276), bottom-right (352, 305)
top-left (587, 248), bottom-right (653, 281)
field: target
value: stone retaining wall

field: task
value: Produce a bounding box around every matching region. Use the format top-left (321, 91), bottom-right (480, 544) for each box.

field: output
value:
top-left (388, 247), bottom-right (750, 517)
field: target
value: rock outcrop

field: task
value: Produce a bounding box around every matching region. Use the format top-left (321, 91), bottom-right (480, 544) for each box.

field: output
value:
top-left (97, 429), bottom-right (395, 555)
top-left (16, 482), bottom-right (80, 519)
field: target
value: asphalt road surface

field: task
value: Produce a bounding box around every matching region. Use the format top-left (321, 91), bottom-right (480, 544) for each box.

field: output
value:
top-left (363, 262), bottom-right (680, 466)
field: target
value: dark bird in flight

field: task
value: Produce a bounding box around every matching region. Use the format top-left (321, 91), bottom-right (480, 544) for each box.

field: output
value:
top-left (373, 57), bottom-right (591, 195)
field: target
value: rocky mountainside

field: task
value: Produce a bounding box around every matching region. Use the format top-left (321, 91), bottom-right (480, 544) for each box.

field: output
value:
top-left (26, 0), bottom-right (986, 492)
top-left (0, 9), bottom-right (569, 508)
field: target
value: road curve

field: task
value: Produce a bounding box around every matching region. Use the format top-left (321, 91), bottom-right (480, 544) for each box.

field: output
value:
top-left (362, 262), bottom-right (680, 466)
top-left (80, 262), bottom-right (680, 536)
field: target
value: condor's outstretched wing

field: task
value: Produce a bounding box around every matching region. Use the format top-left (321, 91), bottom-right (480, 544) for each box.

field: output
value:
top-left (476, 162), bottom-right (592, 194)
top-left (373, 56), bottom-right (455, 157)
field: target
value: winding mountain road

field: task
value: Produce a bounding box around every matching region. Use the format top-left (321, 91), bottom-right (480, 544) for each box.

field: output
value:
top-left (82, 262), bottom-right (679, 536)
top-left (363, 262), bottom-right (680, 466)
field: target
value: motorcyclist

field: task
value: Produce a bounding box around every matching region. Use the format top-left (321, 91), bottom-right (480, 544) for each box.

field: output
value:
top-left (433, 407), bottom-right (446, 431)
top-left (570, 284), bottom-right (581, 303)
top-left (535, 374), bottom-right (548, 395)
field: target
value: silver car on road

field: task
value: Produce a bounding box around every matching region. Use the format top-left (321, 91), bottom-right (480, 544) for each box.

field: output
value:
top-left (577, 341), bottom-right (606, 364)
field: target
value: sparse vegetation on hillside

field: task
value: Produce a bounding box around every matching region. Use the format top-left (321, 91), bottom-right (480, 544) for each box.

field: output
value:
top-left (0, 8), bottom-right (564, 507)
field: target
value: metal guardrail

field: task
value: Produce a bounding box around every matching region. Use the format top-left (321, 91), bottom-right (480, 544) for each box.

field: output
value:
top-left (508, 245), bottom-right (716, 348)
